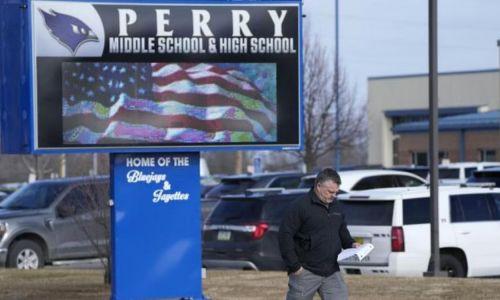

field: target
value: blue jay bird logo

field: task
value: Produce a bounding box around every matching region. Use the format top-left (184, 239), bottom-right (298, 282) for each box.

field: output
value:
top-left (39, 9), bottom-right (99, 55)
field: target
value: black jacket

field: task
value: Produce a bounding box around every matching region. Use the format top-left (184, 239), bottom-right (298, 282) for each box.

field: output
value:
top-left (278, 189), bottom-right (355, 277)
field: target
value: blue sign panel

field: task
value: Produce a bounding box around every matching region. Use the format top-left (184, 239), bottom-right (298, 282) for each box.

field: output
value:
top-left (111, 152), bottom-right (201, 299)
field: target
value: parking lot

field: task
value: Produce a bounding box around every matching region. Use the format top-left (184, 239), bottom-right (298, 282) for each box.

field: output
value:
top-left (1, 268), bottom-right (500, 299)
top-left (203, 271), bottom-right (500, 300)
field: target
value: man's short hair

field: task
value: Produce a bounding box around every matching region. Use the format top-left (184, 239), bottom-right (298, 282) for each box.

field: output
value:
top-left (314, 168), bottom-right (341, 186)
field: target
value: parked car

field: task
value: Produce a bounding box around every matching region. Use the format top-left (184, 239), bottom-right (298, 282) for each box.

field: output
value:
top-left (388, 165), bottom-right (429, 179)
top-left (336, 185), bottom-right (500, 277)
top-left (0, 191), bottom-right (7, 202)
top-left (203, 189), bottom-right (305, 270)
top-left (201, 176), bottom-right (220, 198)
top-left (0, 182), bottom-right (26, 197)
top-left (298, 170), bottom-right (426, 192)
top-left (466, 167), bottom-right (500, 187)
top-left (201, 172), bottom-right (304, 222)
top-left (0, 176), bottom-right (109, 269)
top-left (434, 162), bottom-right (500, 185)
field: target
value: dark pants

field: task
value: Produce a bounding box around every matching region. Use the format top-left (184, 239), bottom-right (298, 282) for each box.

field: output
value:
top-left (286, 269), bottom-right (348, 300)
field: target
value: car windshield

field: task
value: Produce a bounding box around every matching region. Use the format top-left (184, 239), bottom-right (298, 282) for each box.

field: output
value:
top-left (439, 168), bottom-right (460, 179)
top-left (207, 198), bottom-right (264, 224)
top-left (467, 171), bottom-right (500, 187)
top-left (339, 200), bottom-right (394, 226)
top-left (392, 168), bottom-right (429, 178)
top-left (298, 177), bottom-right (315, 189)
top-left (0, 182), bottom-right (67, 210)
top-left (205, 179), bottom-right (256, 198)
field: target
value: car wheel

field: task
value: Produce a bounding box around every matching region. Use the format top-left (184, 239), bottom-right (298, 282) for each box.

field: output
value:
top-left (7, 240), bottom-right (45, 270)
top-left (440, 254), bottom-right (465, 277)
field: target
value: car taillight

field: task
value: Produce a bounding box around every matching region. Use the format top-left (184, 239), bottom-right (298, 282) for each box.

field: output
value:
top-left (391, 226), bottom-right (405, 252)
top-left (251, 222), bottom-right (269, 240)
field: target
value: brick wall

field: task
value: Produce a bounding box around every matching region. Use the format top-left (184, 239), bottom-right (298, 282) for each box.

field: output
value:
top-left (396, 129), bottom-right (500, 164)
top-left (465, 131), bottom-right (500, 161)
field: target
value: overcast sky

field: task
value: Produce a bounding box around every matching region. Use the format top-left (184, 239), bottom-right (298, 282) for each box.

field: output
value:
top-left (303, 0), bottom-right (500, 99)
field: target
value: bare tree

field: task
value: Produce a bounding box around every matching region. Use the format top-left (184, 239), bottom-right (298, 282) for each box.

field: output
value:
top-left (0, 154), bottom-right (110, 184)
top-left (202, 152), bottom-right (248, 175)
top-left (66, 154), bottom-right (109, 177)
top-left (21, 154), bottom-right (58, 180)
top-left (63, 178), bottom-right (111, 284)
top-left (295, 34), bottom-right (366, 171)
top-left (261, 151), bottom-right (302, 172)
top-left (54, 155), bottom-right (111, 284)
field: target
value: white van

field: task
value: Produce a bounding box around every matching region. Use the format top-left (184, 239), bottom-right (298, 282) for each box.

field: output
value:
top-left (336, 186), bottom-right (500, 277)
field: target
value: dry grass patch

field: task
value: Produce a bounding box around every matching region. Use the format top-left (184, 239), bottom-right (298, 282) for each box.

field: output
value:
top-left (203, 270), bottom-right (500, 300)
top-left (0, 268), bottom-right (499, 299)
top-left (0, 269), bottom-right (109, 300)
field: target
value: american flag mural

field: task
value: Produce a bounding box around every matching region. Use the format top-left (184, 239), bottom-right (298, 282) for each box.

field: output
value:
top-left (62, 62), bottom-right (277, 144)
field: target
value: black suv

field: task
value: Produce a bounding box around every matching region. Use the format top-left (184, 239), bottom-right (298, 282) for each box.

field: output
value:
top-left (201, 172), bottom-right (303, 222)
top-left (202, 190), bottom-right (306, 271)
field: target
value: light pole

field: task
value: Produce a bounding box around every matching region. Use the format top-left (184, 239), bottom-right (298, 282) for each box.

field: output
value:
top-left (334, 0), bottom-right (341, 170)
top-left (424, 0), bottom-right (446, 277)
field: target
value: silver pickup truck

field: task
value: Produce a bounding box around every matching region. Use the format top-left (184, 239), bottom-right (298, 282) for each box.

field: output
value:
top-left (0, 176), bottom-right (109, 269)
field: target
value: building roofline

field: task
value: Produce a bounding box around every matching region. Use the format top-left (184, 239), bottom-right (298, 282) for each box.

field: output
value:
top-left (368, 68), bottom-right (499, 81)
top-left (385, 106), bottom-right (480, 118)
top-left (392, 110), bottom-right (500, 133)
top-left (394, 126), bottom-right (499, 133)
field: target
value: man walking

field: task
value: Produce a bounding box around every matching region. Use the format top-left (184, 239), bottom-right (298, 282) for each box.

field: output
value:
top-left (278, 168), bottom-right (359, 300)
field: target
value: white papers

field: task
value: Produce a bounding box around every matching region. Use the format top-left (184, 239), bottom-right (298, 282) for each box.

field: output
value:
top-left (337, 243), bottom-right (374, 262)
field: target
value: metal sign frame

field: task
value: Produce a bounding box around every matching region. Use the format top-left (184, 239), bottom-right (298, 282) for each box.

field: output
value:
top-left (1, 0), bottom-right (303, 154)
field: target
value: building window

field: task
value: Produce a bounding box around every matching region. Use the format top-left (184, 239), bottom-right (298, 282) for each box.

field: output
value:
top-left (439, 151), bottom-right (449, 161)
top-left (411, 152), bottom-right (428, 166)
top-left (479, 149), bottom-right (496, 162)
top-left (393, 137), bottom-right (400, 166)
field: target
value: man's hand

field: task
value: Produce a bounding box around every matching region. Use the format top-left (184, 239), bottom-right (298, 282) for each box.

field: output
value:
top-left (352, 242), bottom-right (361, 248)
top-left (292, 267), bottom-right (304, 275)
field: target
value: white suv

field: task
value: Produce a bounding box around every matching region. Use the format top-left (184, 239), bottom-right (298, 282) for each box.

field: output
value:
top-left (435, 162), bottom-right (500, 185)
top-left (336, 186), bottom-right (500, 277)
top-left (299, 170), bottom-right (426, 192)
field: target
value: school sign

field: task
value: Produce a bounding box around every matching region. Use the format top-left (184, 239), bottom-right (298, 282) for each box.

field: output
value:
top-left (0, 0), bottom-right (302, 298)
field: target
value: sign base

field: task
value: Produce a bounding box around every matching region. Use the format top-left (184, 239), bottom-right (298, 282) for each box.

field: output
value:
top-left (110, 152), bottom-right (202, 299)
